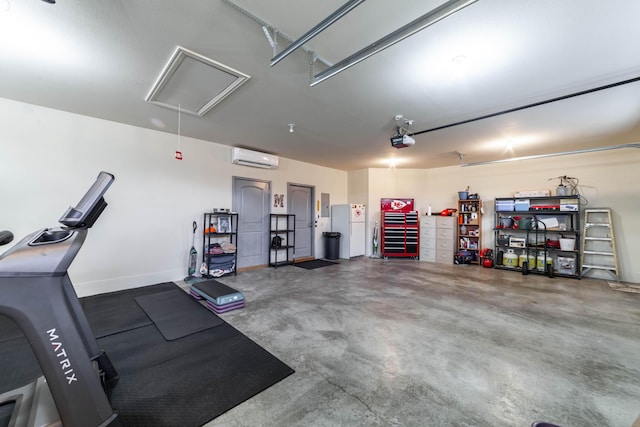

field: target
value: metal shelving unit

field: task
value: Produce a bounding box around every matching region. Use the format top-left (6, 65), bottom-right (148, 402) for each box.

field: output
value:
top-left (456, 198), bottom-right (482, 264)
top-left (202, 212), bottom-right (238, 277)
top-left (494, 196), bottom-right (581, 279)
top-left (269, 214), bottom-right (295, 267)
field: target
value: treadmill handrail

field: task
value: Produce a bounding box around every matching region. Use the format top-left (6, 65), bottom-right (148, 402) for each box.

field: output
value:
top-left (0, 230), bottom-right (13, 246)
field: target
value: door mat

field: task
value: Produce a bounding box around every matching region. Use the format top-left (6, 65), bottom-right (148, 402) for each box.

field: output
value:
top-left (295, 259), bottom-right (338, 269)
top-left (608, 281), bottom-right (640, 294)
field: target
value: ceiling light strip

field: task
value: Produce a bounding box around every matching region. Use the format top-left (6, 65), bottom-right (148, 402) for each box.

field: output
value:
top-left (310, 0), bottom-right (477, 87)
top-left (270, 0), bottom-right (367, 67)
top-left (460, 143), bottom-right (640, 167)
top-left (222, 0), bottom-right (332, 68)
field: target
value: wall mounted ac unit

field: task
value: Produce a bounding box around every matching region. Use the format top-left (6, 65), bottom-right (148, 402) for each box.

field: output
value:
top-left (231, 147), bottom-right (279, 169)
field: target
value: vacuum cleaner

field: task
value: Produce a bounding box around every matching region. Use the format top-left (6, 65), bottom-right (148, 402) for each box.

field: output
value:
top-left (0, 171), bottom-right (122, 426)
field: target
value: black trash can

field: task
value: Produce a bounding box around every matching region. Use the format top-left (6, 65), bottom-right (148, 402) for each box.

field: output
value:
top-left (323, 232), bottom-right (341, 260)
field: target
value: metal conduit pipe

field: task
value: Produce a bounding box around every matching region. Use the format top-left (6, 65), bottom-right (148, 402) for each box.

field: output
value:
top-left (413, 75), bottom-right (640, 137)
top-left (460, 143), bottom-right (640, 167)
top-left (270, 0), bottom-right (366, 67)
top-left (222, 0), bottom-right (333, 68)
top-left (310, 0), bottom-right (477, 86)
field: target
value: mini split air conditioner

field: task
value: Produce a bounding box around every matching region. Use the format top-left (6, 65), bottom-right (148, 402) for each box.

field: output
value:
top-left (231, 147), bottom-right (279, 169)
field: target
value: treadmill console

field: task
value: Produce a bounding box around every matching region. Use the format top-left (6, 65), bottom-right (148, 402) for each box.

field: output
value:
top-left (59, 171), bottom-right (115, 229)
top-left (0, 171), bottom-right (115, 275)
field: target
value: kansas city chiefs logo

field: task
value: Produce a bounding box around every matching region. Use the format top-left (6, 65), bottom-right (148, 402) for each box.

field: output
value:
top-left (391, 200), bottom-right (407, 210)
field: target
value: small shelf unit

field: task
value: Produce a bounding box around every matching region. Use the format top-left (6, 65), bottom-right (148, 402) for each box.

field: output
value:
top-left (494, 196), bottom-right (581, 279)
top-left (202, 212), bottom-right (238, 277)
top-left (456, 198), bottom-right (482, 264)
top-left (269, 214), bottom-right (295, 267)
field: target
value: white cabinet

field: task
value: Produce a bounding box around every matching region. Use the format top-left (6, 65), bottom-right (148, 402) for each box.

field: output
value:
top-left (419, 216), bottom-right (437, 262)
top-left (435, 216), bottom-right (455, 264)
top-left (420, 216), bottom-right (454, 263)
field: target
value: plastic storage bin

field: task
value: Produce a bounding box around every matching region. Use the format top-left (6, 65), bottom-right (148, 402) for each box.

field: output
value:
top-left (496, 200), bottom-right (515, 211)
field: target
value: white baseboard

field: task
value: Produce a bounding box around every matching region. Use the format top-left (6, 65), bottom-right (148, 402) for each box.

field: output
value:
top-left (74, 269), bottom-right (184, 297)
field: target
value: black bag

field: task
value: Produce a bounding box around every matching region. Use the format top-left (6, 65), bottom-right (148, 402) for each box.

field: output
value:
top-left (454, 250), bottom-right (472, 265)
top-left (271, 236), bottom-right (282, 248)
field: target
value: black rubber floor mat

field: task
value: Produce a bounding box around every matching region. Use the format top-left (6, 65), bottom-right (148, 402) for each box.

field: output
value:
top-left (135, 288), bottom-right (224, 340)
top-left (81, 282), bottom-right (177, 338)
top-left (294, 259), bottom-right (338, 269)
top-left (100, 322), bottom-right (294, 426)
top-left (0, 282), bottom-right (294, 426)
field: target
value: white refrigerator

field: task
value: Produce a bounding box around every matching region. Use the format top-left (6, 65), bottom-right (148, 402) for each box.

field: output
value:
top-left (331, 204), bottom-right (366, 259)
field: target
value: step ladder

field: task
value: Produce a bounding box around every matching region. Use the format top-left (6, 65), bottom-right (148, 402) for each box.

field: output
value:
top-left (581, 208), bottom-right (620, 282)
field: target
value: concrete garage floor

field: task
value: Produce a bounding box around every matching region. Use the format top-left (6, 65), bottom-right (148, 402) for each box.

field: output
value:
top-left (191, 258), bottom-right (640, 427)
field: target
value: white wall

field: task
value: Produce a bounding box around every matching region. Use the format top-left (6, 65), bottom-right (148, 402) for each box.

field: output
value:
top-left (0, 98), bottom-right (347, 296)
top-left (365, 168), bottom-right (429, 258)
top-left (365, 149), bottom-right (640, 283)
top-left (2, 97), bottom-right (637, 292)
top-left (347, 169), bottom-right (368, 205)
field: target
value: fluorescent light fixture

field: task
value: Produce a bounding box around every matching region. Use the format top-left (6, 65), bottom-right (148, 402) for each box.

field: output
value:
top-left (310, 0), bottom-right (478, 86)
top-left (270, 0), bottom-right (366, 67)
top-left (460, 143), bottom-right (640, 167)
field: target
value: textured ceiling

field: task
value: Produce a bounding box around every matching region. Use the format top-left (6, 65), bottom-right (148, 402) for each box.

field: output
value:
top-left (1, 0), bottom-right (639, 170)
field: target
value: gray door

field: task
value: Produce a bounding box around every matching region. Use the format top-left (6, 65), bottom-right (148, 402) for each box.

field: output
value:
top-left (233, 178), bottom-right (270, 268)
top-left (288, 184), bottom-right (313, 259)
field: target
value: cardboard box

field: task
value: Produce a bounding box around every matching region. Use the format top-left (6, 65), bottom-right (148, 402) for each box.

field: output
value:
top-left (556, 256), bottom-right (576, 275)
top-left (560, 198), bottom-right (579, 204)
top-left (509, 237), bottom-right (526, 248)
top-left (560, 199), bottom-right (579, 211)
top-left (560, 204), bottom-right (578, 211)
top-left (514, 190), bottom-right (551, 197)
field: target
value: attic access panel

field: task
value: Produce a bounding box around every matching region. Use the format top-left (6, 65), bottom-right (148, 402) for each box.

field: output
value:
top-left (145, 46), bottom-right (251, 117)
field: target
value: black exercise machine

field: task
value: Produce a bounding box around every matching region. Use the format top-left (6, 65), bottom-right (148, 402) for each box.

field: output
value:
top-left (0, 172), bottom-right (122, 426)
top-left (0, 231), bottom-right (12, 247)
